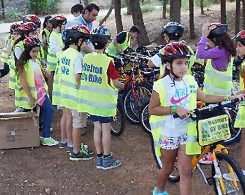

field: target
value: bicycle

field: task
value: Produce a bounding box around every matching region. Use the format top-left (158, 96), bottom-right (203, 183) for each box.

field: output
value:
top-left (150, 99), bottom-right (245, 194)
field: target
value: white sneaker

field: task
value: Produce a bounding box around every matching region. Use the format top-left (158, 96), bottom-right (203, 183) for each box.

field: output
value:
top-left (223, 170), bottom-right (245, 182)
top-left (41, 137), bottom-right (59, 146)
top-left (14, 107), bottom-right (24, 112)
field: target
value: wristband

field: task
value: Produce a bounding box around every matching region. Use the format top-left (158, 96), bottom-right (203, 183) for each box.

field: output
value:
top-left (173, 104), bottom-right (177, 114)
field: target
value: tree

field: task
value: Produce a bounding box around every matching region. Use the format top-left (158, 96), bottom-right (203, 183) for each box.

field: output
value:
top-left (125, 0), bottom-right (131, 15)
top-left (242, 0), bottom-right (245, 29)
top-left (115, 0), bottom-right (123, 33)
top-left (200, 0), bottom-right (204, 14)
top-left (84, 0), bottom-right (89, 7)
top-left (99, 0), bottom-right (114, 26)
top-left (189, 0), bottom-right (195, 38)
top-left (235, 0), bottom-right (241, 33)
top-left (162, 0), bottom-right (167, 19)
top-left (1, 0), bottom-right (5, 20)
top-left (170, 0), bottom-right (181, 23)
top-left (221, 0), bottom-right (226, 23)
top-left (129, 0), bottom-right (150, 46)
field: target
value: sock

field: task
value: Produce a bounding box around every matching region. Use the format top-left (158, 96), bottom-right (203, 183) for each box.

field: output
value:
top-left (61, 140), bottom-right (68, 144)
top-left (97, 153), bottom-right (103, 158)
top-left (67, 144), bottom-right (73, 148)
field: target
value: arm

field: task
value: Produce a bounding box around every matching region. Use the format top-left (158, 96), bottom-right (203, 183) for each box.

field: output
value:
top-left (75, 73), bottom-right (81, 85)
top-left (42, 34), bottom-right (48, 51)
top-left (50, 35), bottom-right (62, 54)
top-left (147, 60), bottom-right (155, 67)
top-left (112, 78), bottom-right (124, 90)
top-left (19, 69), bottom-right (35, 107)
top-left (113, 37), bottom-right (122, 54)
top-left (7, 37), bottom-right (12, 57)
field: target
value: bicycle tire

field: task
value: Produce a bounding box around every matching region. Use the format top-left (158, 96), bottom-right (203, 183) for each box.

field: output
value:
top-left (221, 109), bottom-right (242, 145)
top-left (123, 82), bottom-right (152, 124)
top-left (111, 95), bottom-right (126, 136)
top-left (212, 153), bottom-right (245, 195)
top-left (139, 102), bottom-right (151, 134)
top-left (150, 134), bottom-right (180, 183)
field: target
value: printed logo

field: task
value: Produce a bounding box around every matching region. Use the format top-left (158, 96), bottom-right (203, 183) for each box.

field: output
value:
top-left (171, 93), bottom-right (190, 104)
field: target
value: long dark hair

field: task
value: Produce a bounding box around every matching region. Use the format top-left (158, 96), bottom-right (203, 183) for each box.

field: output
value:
top-left (16, 46), bottom-right (33, 74)
top-left (210, 32), bottom-right (236, 57)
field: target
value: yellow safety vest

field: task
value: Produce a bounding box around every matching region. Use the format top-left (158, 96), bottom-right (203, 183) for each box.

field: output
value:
top-left (52, 48), bottom-right (82, 110)
top-left (15, 60), bottom-right (48, 109)
top-left (105, 31), bottom-right (131, 58)
top-left (234, 60), bottom-right (245, 128)
top-left (149, 75), bottom-right (201, 157)
top-left (47, 32), bottom-right (63, 71)
top-left (41, 28), bottom-right (51, 61)
top-left (78, 52), bottom-right (118, 117)
top-left (9, 41), bottom-right (24, 90)
top-left (1, 35), bottom-right (12, 64)
top-left (203, 57), bottom-right (233, 95)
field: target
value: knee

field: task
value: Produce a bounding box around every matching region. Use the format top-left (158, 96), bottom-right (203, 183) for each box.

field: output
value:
top-left (178, 165), bottom-right (192, 178)
top-left (162, 163), bottom-right (175, 175)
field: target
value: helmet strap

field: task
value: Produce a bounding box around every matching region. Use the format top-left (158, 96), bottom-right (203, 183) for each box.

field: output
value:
top-left (169, 63), bottom-right (180, 79)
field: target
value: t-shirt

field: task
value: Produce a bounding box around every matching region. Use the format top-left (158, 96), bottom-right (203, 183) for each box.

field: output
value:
top-left (14, 46), bottom-right (23, 60)
top-left (74, 53), bottom-right (83, 74)
top-left (107, 60), bottom-right (119, 85)
top-left (30, 59), bottom-right (46, 106)
top-left (116, 32), bottom-right (127, 44)
top-left (50, 34), bottom-right (63, 55)
top-left (153, 75), bottom-right (198, 137)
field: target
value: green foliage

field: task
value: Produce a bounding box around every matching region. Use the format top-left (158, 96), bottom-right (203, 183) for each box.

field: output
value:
top-left (141, 3), bottom-right (161, 13)
top-left (47, 0), bottom-right (61, 14)
top-left (180, 0), bottom-right (214, 9)
top-left (4, 7), bottom-right (23, 22)
top-left (28, 0), bottom-right (61, 15)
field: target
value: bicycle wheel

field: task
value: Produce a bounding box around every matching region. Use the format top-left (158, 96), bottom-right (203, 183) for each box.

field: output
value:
top-left (221, 109), bottom-right (242, 145)
top-left (150, 134), bottom-right (180, 183)
top-left (139, 102), bottom-right (151, 134)
top-left (212, 153), bottom-right (245, 195)
top-left (123, 82), bottom-right (152, 124)
top-left (111, 96), bottom-right (126, 136)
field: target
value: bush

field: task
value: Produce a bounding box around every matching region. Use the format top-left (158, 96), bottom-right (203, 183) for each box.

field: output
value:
top-left (4, 7), bottom-right (23, 23)
top-left (28, 0), bottom-right (61, 15)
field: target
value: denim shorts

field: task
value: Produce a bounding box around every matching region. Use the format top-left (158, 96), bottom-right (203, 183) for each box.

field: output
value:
top-left (159, 134), bottom-right (188, 150)
top-left (89, 115), bottom-right (113, 123)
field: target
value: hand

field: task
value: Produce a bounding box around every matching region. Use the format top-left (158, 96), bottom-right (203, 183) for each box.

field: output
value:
top-left (176, 106), bottom-right (194, 118)
top-left (44, 68), bottom-right (51, 78)
top-left (229, 94), bottom-right (245, 101)
top-left (28, 96), bottom-right (35, 107)
top-left (202, 23), bottom-right (211, 37)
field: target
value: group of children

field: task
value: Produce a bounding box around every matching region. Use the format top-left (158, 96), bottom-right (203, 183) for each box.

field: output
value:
top-left (0, 4), bottom-right (245, 194)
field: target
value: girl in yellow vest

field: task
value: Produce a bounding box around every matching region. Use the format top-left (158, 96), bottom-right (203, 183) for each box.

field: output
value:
top-left (47, 15), bottom-right (67, 101)
top-left (0, 23), bottom-right (20, 79)
top-left (79, 26), bottom-right (124, 169)
top-left (54, 25), bottom-right (93, 160)
top-left (149, 42), bottom-right (242, 195)
top-left (224, 30), bottom-right (245, 179)
top-left (41, 16), bottom-right (52, 62)
top-left (15, 36), bottom-right (59, 146)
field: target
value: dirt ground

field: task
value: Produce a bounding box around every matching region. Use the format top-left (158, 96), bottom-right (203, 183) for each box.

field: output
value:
top-left (0, 1), bottom-right (243, 195)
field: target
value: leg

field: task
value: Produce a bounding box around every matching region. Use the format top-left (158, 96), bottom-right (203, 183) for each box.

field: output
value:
top-left (65, 109), bottom-right (73, 146)
top-left (60, 108), bottom-right (67, 143)
top-left (94, 121), bottom-right (103, 154)
top-left (241, 128), bottom-right (245, 170)
top-left (177, 144), bottom-right (193, 195)
top-left (0, 63), bottom-right (10, 78)
top-left (101, 123), bottom-right (111, 156)
top-left (47, 71), bottom-right (54, 102)
top-left (71, 110), bottom-right (82, 154)
top-left (157, 148), bottom-right (177, 193)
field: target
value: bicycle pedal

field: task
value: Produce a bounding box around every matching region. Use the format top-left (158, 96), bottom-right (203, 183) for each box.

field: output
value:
top-left (207, 177), bottom-right (214, 185)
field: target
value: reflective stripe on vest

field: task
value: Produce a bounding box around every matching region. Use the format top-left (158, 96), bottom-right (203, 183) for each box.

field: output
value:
top-left (149, 75), bottom-right (201, 157)
top-left (47, 32), bottom-right (63, 71)
top-left (15, 60), bottom-right (48, 109)
top-left (105, 31), bottom-right (131, 58)
top-left (78, 52), bottom-right (118, 116)
top-left (203, 57), bottom-right (233, 95)
top-left (1, 36), bottom-right (10, 63)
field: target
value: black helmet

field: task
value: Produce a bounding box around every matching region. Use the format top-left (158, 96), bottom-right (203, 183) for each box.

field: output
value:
top-left (207, 23), bottom-right (228, 39)
top-left (62, 25), bottom-right (90, 43)
top-left (163, 22), bottom-right (184, 40)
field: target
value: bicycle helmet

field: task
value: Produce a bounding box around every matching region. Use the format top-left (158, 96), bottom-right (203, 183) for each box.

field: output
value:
top-left (22, 14), bottom-right (41, 28)
top-left (207, 23), bottom-right (228, 39)
top-left (91, 26), bottom-right (111, 44)
top-left (19, 22), bottom-right (37, 34)
top-left (23, 36), bottom-right (42, 48)
top-left (233, 30), bottom-right (245, 42)
top-left (49, 15), bottom-right (67, 27)
top-left (10, 23), bottom-right (21, 33)
top-left (162, 22), bottom-right (184, 40)
top-left (62, 25), bottom-right (90, 43)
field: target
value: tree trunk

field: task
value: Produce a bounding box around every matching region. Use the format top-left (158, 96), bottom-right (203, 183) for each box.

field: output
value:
top-left (84, 0), bottom-right (89, 7)
top-left (242, 0), bottom-right (245, 29)
top-left (221, 0), bottom-right (226, 23)
top-left (1, 0), bottom-right (5, 20)
top-left (162, 0), bottom-right (167, 19)
top-left (115, 0), bottom-right (123, 33)
top-left (129, 0), bottom-right (150, 46)
top-left (236, 0), bottom-right (241, 33)
top-left (189, 0), bottom-right (195, 39)
top-left (200, 0), bottom-right (204, 14)
top-left (170, 0), bottom-right (181, 23)
top-left (125, 0), bottom-right (131, 15)
top-left (99, 0), bottom-right (113, 26)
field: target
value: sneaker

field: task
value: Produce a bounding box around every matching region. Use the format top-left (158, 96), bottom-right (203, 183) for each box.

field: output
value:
top-left (41, 137), bottom-right (59, 146)
top-left (97, 157), bottom-right (103, 169)
top-left (153, 187), bottom-right (169, 195)
top-left (69, 152), bottom-right (94, 161)
top-left (59, 141), bottom-right (67, 149)
top-left (102, 155), bottom-right (122, 170)
top-left (199, 152), bottom-right (213, 164)
top-left (80, 144), bottom-right (94, 155)
top-left (223, 170), bottom-right (245, 182)
top-left (14, 107), bottom-right (24, 112)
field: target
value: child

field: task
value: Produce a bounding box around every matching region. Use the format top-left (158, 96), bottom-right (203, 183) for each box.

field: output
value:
top-left (149, 42), bottom-right (242, 195)
top-left (78, 26), bottom-right (124, 169)
top-left (22, 14), bottom-right (41, 30)
top-left (0, 23), bottom-right (20, 79)
top-left (41, 15), bottom-right (52, 62)
top-left (54, 24), bottom-right (93, 160)
top-left (225, 30), bottom-right (245, 178)
top-left (71, 4), bottom-right (84, 18)
top-left (15, 36), bottom-right (59, 146)
top-left (47, 15), bottom-right (67, 101)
